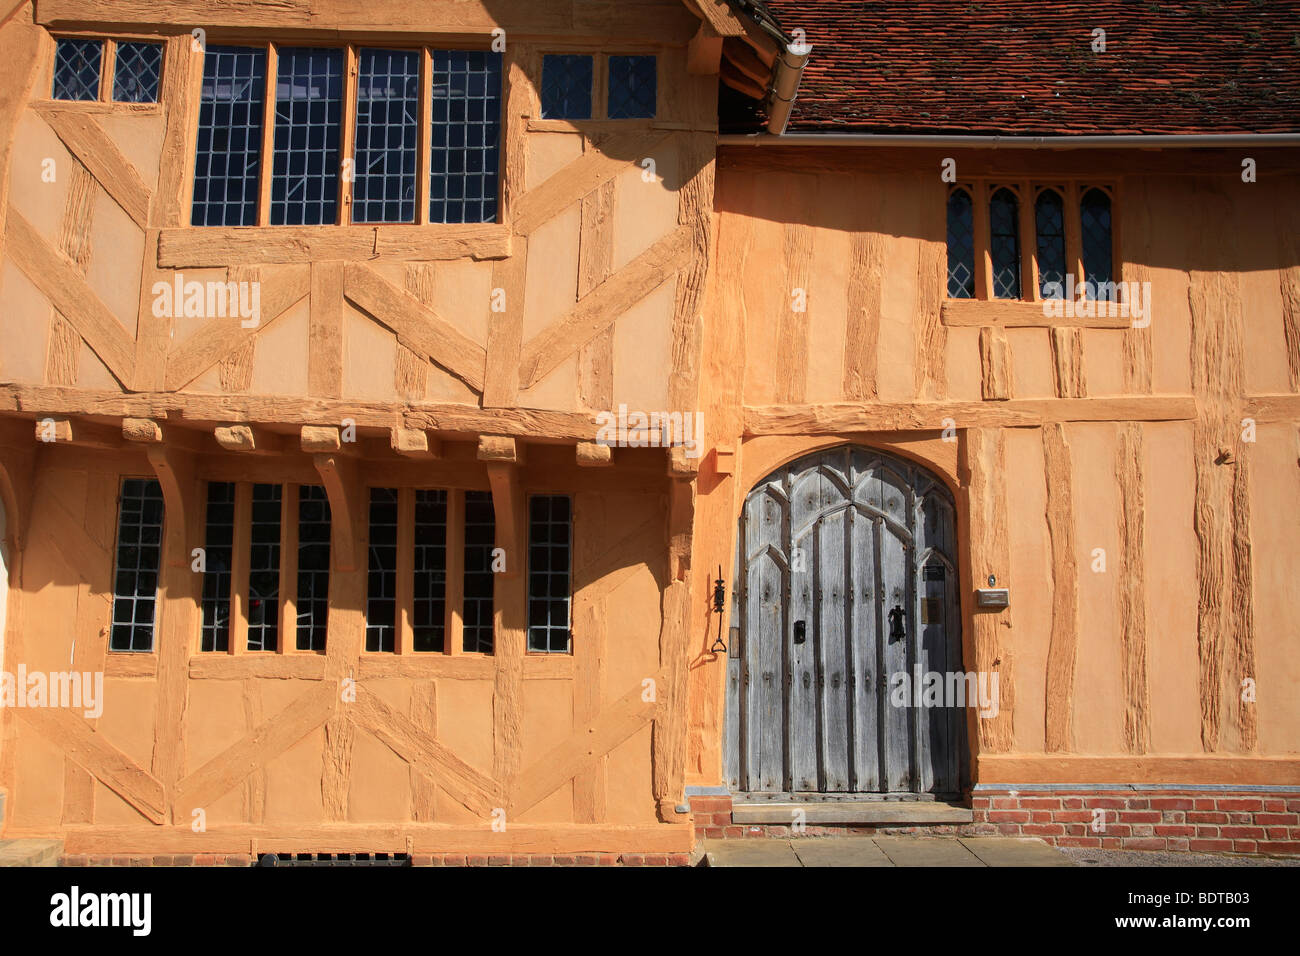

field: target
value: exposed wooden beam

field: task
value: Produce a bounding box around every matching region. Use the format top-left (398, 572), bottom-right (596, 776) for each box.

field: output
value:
top-left (214, 424), bottom-right (285, 454)
top-left (33, 104), bottom-right (152, 228)
top-left (300, 425), bottom-right (341, 453)
top-left (943, 299), bottom-right (1132, 329)
top-left (722, 38), bottom-right (771, 87)
top-left (575, 440), bottom-right (612, 467)
top-left (158, 224), bottom-right (510, 267)
top-left (312, 452), bottom-right (360, 572)
top-left (343, 262), bottom-right (487, 393)
top-left (32, 416), bottom-right (123, 450)
top-left (477, 435), bottom-right (522, 464)
top-left (719, 58), bottom-right (768, 100)
top-left (390, 426), bottom-right (439, 459)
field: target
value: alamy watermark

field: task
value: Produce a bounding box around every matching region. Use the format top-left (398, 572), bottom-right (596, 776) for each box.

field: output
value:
top-left (152, 272), bottom-right (261, 328)
top-left (0, 665), bottom-right (103, 718)
top-left (595, 404), bottom-right (704, 458)
top-left (889, 667), bottom-right (1000, 719)
top-left (1041, 274), bottom-right (1152, 328)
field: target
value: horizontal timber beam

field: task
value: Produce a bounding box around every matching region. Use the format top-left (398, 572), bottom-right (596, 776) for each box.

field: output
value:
top-left (158, 224), bottom-right (510, 268)
top-left (744, 396), bottom-right (1200, 435)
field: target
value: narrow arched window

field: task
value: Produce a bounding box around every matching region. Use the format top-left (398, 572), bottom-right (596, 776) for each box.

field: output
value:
top-left (989, 187), bottom-right (1021, 299)
top-left (1034, 188), bottom-right (1066, 298)
top-left (946, 187), bottom-right (975, 298)
top-left (1081, 187), bottom-right (1114, 291)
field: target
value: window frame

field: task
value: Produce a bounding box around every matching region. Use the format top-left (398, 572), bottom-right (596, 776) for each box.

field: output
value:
top-left (525, 493), bottom-right (574, 656)
top-left (361, 486), bottom-right (495, 658)
top-left (198, 480), bottom-right (331, 657)
top-left (48, 34), bottom-right (166, 110)
top-left (945, 178), bottom-right (1121, 303)
top-left (535, 49), bottom-right (659, 126)
top-left (187, 38), bottom-right (505, 229)
top-left (108, 476), bottom-right (166, 655)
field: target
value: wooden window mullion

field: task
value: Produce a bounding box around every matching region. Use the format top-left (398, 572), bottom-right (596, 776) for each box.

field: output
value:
top-left (230, 482), bottom-right (253, 655)
top-left (1065, 180), bottom-right (1084, 287)
top-left (339, 44), bottom-right (359, 225)
top-left (278, 483), bottom-right (299, 654)
top-left (397, 488), bottom-right (415, 655)
top-left (972, 180), bottom-right (993, 300)
top-left (417, 47), bottom-right (433, 225)
top-left (444, 488), bottom-right (465, 656)
top-left (1019, 181), bottom-right (1039, 302)
top-left (100, 39), bottom-right (116, 102)
top-left (258, 42), bottom-right (278, 226)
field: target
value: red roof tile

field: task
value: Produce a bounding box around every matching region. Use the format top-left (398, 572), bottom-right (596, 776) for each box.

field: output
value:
top-left (726, 0), bottom-right (1300, 135)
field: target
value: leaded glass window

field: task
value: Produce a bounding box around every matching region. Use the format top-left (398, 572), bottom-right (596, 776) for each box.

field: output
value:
top-left (1081, 187), bottom-right (1114, 292)
top-left (429, 50), bottom-right (502, 224)
top-left (270, 48), bottom-right (344, 226)
top-left (527, 496), bottom-right (572, 654)
top-left (413, 490), bottom-right (448, 653)
top-left (113, 41), bottom-right (163, 103)
top-left (946, 187), bottom-right (975, 299)
top-left (246, 483), bottom-right (282, 651)
top-left (1035, 188), bottom-right (1067, 298)
top-left (989, 187), bottom-right (1021, 300)
top-left (462, 490), bottom-right (496, 653)
top-left (296, 485), bottom-right (331, 652)
top-left (541, 53), bottom-right (593, 119)
top-left (608, 55), bottom-right (656, 119)
top-left (353, 49), bottom-right (420, 224)
top-left (53, 38), bottom-right (102, 101)
top-left (200, 482), bottom-right (236, 653)
top-left (366, 487), bottom-right (399, 653)
top-left (110, 479), bottom-right (164, 653)
top-left (192, 45), bottom-right (266, 226)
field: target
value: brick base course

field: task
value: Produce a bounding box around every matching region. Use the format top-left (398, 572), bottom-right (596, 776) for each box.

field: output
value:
top-left (59, 852), bottom-right (692, 867)
top-left (691, 790), bottom-right (1300, 857)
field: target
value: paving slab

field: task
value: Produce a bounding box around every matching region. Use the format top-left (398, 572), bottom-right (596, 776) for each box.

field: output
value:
top-left (959, 837), bottom-right (1074, 867)
top-left (703, 840), bottom-right (803, 867)
top-left (791, 838), bottom-right (893, 867)
top-left (873, 836), bottom-right (983, 867)
top-left (732, 801), bottom-right (972, 825)
top-left (0, 839), bottom-right (63, 867)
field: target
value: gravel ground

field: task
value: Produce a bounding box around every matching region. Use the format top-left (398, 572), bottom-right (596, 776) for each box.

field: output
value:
top-left (1060, 847), bottom-right (1300, 867)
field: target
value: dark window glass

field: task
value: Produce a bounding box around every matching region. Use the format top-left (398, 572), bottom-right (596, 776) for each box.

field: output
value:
top-left (53, 38), bottom-right (102, 101)
top-left (246, 483), bottom-right (281, 651)
top-left (527, 496), bottom-right (572, 653)
top-left (607, 55), bottom-right (656, 119)
top-left (1035, 188), bottom-right (1067, 298)
top-left (540, 54), bottom-right (592, 120)
top-left (200, 482), bottom-right (236, 653)
top-left (353, 49), bottom-right (420, 224)
top-left (366, 487), bottom-right (399, 653)
top-left (413, 490), bottom-right (447, 652)
top-left (192, 46), bottom-right (266, 226)
top-left (1081, 187), bottom-right (1114, 292)
top-left (270, 47), bottom-right (343, 226)
top-left (462, 490), bottom-right (495, 653)
top-left (110, 479), bottom-right (164, 652)
top-left (946, 188), bottom-right (975, 299)
top-left (989, 187), bottom-right (1021, 300)
top-left (296, 485), bottom-right (331, 651)
top-left (429, 50), bottom-right (502, 224)
top-left (113, 41), bottom-right (163, 103)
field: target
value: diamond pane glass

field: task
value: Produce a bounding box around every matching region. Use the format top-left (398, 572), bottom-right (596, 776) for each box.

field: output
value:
top-left (53, 38), bottom-right (102, 101)
top-left (1081, 188), bottom-right (1114, 291)
top-left (429, 50), bottom-right (502, 224)
top-left (540, 53), bottom-right (592, 119)
top-left (192, 46), bottom-right (266, 226)
top-left (413, 490), bottom-right (448, 653)
top-left (1035, 189), bottom-right (1067, 298)
top-left (113, 41), bottom-right (163, 103)
top-left (110, 479), bottom-right (164, 653)
top-left (608, 55), bottom-right (656, 119)
top-left (989, 187), bottom-right (1021, 300)
top-left (270, 48), bottom-right (343, 226)
top-left (353, 49), bottom-right (420, 224)
top-left (946, 188), bottom-right (975, 299)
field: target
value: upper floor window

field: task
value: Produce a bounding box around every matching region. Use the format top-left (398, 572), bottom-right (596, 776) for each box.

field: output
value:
top-left (946, 182), bottom-right (1116, 301)
top-left (52, 37), bottom-right (163, 104)
top-left (541, 53), bottom-right (657, 120)
top-left (191, 43), bottom-right (501, 227)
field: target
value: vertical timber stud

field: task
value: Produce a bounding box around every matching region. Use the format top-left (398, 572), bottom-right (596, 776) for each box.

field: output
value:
top-left (964, 428), bottom-right (1014, 753)
top-left (1116, 423), bottom-right (1151, 753)
top-left (1042, 423), bottom-right (1080, 752)
top-left (485, 449), bottom-right (526, 796)
top-left (145, 442), bottom-right (200, 812)
top-left (653, 476), bottom-right (696, 821)
top-left (309, 263), bottom-right (345, 399)
top-left (484, 240), bottom-right (528, 407)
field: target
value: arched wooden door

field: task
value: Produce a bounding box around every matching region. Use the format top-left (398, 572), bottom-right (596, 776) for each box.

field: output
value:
top-left (724, 446), bottom-right (967, 798)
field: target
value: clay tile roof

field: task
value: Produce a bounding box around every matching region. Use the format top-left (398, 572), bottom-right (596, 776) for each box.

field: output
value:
top-left (722, 0), bottom-right (1300, 135)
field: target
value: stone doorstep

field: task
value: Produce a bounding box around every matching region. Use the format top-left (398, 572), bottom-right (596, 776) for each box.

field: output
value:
top-left (0, 838), bottom-right (64, 867)
top-left (729, 800), bottom-right (974, 826)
